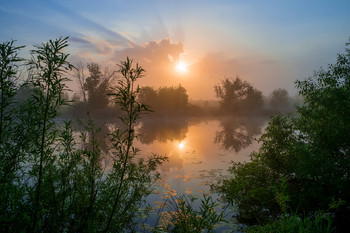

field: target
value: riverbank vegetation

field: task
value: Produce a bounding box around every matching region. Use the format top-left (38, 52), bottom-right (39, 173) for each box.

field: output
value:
top-left (1, 36), bottom-right (349, 232)
top-left (0, 37), bottom-right (227, 232)
top-left (215, 40), bottom-right (350, 232)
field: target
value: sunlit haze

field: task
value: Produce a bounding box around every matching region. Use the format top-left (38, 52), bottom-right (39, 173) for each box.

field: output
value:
top-left (175, 61), bottom-right (188, 74)
top-left (1, 0), bottom-right (349, 99)
top-left (178, 141), bottom-right (185, 150)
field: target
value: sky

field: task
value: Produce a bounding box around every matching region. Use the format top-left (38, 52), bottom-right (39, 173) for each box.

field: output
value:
top-left (1, 0), bottom-right (349, 100)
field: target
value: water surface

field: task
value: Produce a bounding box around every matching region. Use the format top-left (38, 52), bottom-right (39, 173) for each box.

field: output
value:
top-left (137, 116), bottom-right (267, 196)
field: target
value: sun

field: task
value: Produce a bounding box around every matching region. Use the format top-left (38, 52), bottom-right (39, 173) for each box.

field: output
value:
top-left (178, 141), bottom-right (185, 150)
top-left (175, 61), bottom-right (188, 74)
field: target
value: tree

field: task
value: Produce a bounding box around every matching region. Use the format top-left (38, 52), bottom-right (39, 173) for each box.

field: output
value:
top-left (216, 40), bottom-right (350, 230)
top-left (71, 62), bottom-right (117, 110)
top-left (138, 84), bottom-right (189, 113)
top-left (158, 85), bottom-right (188, 112)
top-left (73, 62), bottom-right (87, 103)
top-left (138, 86), bottom-right (157, 107)
top-left (245, 86), bottom-right (264, 111)
top-left (214, 77), bottom-right (263, 113)
top-left (83, 62), bottom-right (109, 109)
top-left (269, 88), bottom-right (289, 109)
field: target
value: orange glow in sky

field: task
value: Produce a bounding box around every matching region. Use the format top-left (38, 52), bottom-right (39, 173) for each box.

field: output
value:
top-left (175, 61), bottom-right (188, 74)
top-left (178, 141), bottom-right (185, 149)
top-left (2, 1), bottom-right (348, 100)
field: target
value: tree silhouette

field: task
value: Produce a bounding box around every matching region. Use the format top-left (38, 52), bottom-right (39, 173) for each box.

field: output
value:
top-left (138, 85), bottom-right (189, 113)
top-left (84, 62), bottom-right (109, 109)
top-left (269, 88), bottom-right (289, 109)
top-left (214, 77), bottom-right (263, 114)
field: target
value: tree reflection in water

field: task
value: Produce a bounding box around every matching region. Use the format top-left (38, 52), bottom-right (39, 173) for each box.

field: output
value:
top-left (214, 116), bottom-right (266, 152)
top-left (138, 117), bottom-right (189, 144)
top-left (76, 116), bottom-right (266, 156)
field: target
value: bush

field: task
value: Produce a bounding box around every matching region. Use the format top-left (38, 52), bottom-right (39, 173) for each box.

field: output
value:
top-left (216, 40), bottom-right (350, 231)
top-left (0, 39), bottom-right (166, 232)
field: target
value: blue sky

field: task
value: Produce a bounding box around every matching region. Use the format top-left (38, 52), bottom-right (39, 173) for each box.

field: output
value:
top-left (1, 0), bottom-right (349, 99)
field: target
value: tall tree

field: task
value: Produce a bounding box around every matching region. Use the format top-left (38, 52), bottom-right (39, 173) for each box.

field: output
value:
top-left (214, 77), bottom-right (263, 113)
top-left (74, 62), bottom-right (116, 110)
top-left (73, 62), bottom-right (87, 103)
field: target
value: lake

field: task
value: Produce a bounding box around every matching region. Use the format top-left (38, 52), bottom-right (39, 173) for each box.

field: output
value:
top-left (133, 116), bottom-right (268, 231)
top-left (72, 115), bottom-right (269, 231)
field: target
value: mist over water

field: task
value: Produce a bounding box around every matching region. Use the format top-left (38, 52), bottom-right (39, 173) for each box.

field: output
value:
top-left (72, 115), bottom-right (268, 229)
top-left (138, 116), bottom-right (268, 229)
top-left (75, 115), bottom-right (268, 192)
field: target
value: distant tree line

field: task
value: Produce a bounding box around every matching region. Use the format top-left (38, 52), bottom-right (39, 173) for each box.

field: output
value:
top-left (138, 85), bottom-right (189, 113)
top-left (68, 66), bottom-right (192, 116)
top-left (67, 65), bottom-right (294, 117)
top-left (214, 77), bottom-right (295, 115)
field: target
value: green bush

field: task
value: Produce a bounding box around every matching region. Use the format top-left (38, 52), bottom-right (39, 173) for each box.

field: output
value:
top-left (216, 40), bottom-right (350, 231)
top-left (0, 38), bottom-right (166, 232)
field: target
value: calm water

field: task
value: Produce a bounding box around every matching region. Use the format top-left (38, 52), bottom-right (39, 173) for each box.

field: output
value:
top-left (137, 116), bottom-right (266, 194)
top-left (134, 116), bottom-right (268, 231)
top-left (74, 115), bottom-right (268, 231)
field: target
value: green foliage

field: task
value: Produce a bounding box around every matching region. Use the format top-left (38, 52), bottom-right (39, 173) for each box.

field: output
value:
top-left (246, 212), bottom-right (334, 233)
top-left (154, 194), bottom-right (227, 233)
top-left (0, 40), bottom-right (24, 144)
top-left (214, 77), bottom-right (263, 114)
top-left (27, 37), bottom-right (74, 231)
top-left (247, 180), bottom-right (334, 232)
top-left (0, 40), bottom-right (25, 231)
top-left (0, 40), bottom-right (24, 174)
top-left (0, 38), bottom-right (166, 232)
top-left (101, 57), bottom-right (167, 232)
top-left (216, 40), bottom-right (350, 231)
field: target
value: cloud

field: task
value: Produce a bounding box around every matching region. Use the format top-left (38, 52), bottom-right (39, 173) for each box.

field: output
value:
top-left (113, 38), bottom-right (184, 66)
top-left (43, 0), bottom-right (134, 46)
top-left (69, 36), bottom-right (184, 76)
top-left (70, 36), bottom-right (184, 64)
top-left (69, 37), bottom-right (91, 44)
top-left (68, 36), bottom-right (186, 92)
top-left (69, 36), bottom-right (120, 63)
